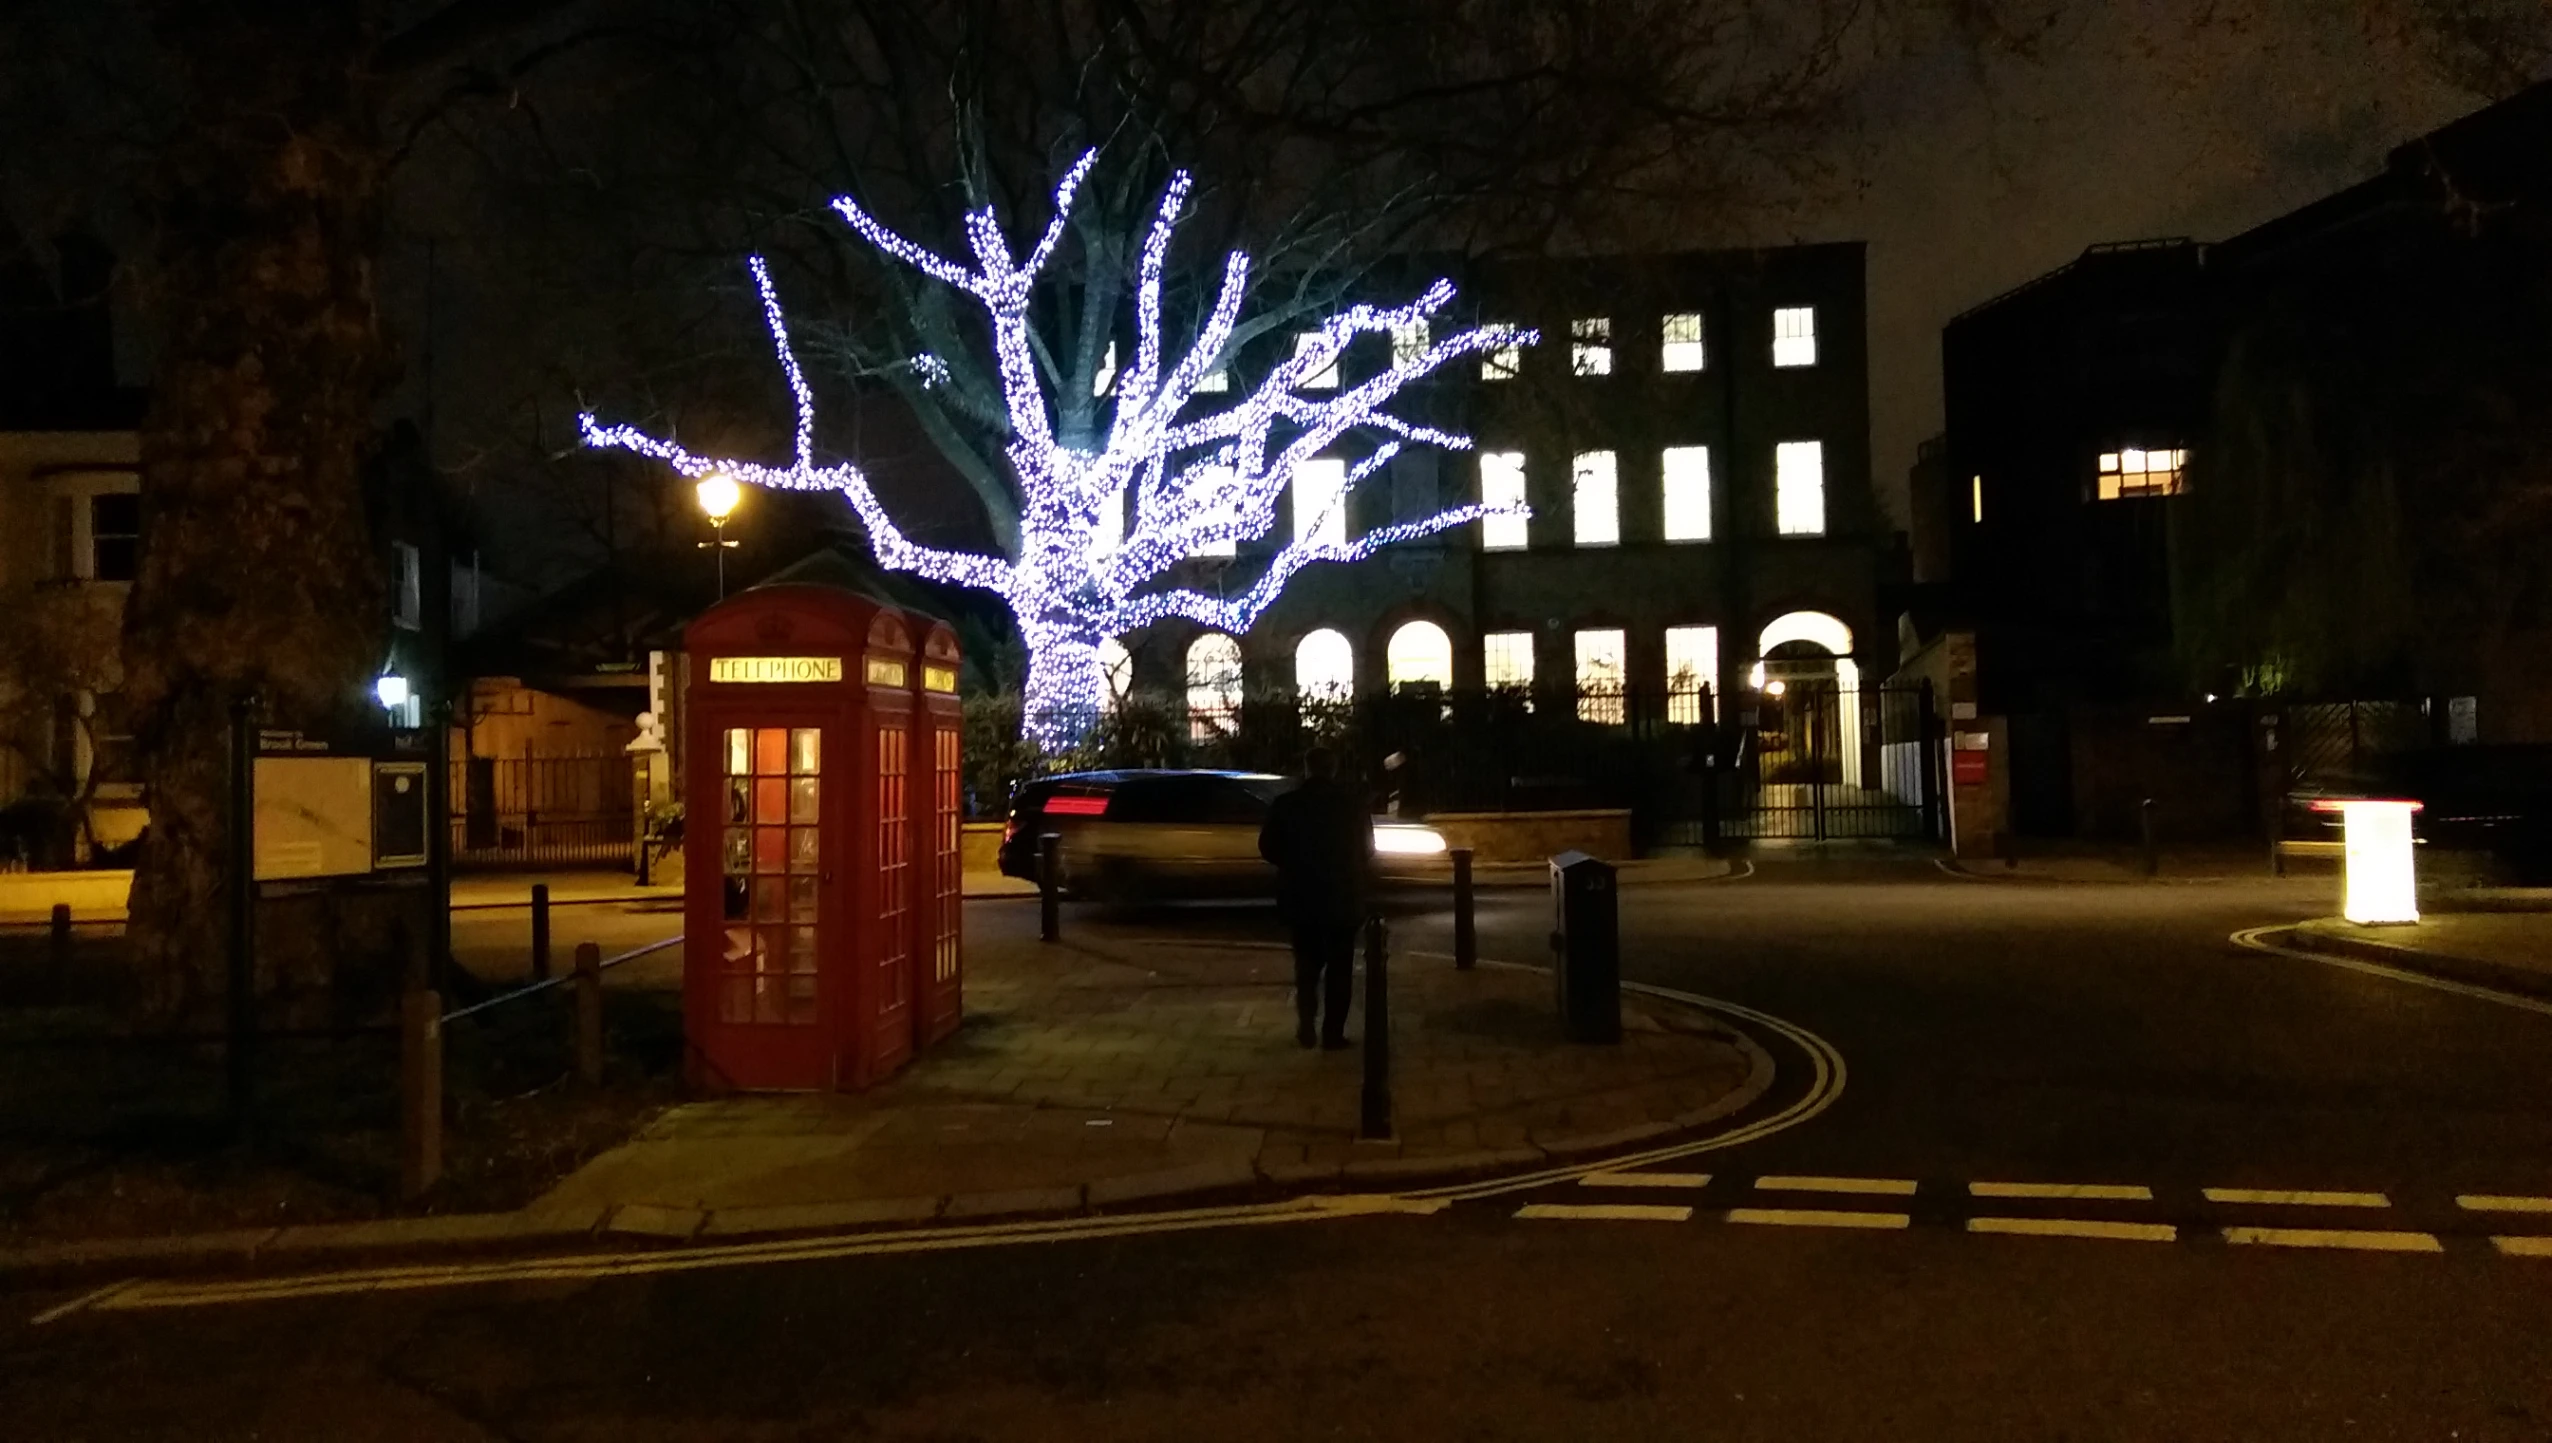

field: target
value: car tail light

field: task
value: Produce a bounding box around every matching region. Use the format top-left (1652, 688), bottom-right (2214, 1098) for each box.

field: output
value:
top-left (1045, 795), bottom-right (1110, 817)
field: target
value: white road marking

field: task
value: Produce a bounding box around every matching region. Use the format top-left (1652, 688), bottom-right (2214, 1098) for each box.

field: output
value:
top-left (2202, 1188), bottom-right (2390, 1208)
top-left (1969, 1181), bottom-right (2154, 1202)
top-left (1967, 1216), bottom-right (2177, 1243)
top-left (1578, 1171), bottom-right (1712, 1189)
top-left (1726, 1208), bottom-right (1910, 1230)
top-left (29, 1279), bottom-right (139, 1326)
top-left (2489, 1236), bottom-right (2552, 1257)
top-left (1755, 1175), bottom-right (1919, 1197)
top-left (1516, 1203), bottom-right (1694, 1223)
top-left (2458, 1194), bottom-right (2552, 1213)
top-left (2222, 1226), bottom-right (2441, 1253)
top-left (2232, 925), bottom-right (2552, 1020)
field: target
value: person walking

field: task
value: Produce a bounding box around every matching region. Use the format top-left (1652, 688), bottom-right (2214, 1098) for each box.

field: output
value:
top-left (1258, 746), bottom-right (1374, 1050)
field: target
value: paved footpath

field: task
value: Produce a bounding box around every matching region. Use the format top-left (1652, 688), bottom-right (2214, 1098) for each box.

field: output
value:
top-left (0, 926), bottom-right (1769, 1279)
top-left (535, 932), bottom-right (1767, 1239)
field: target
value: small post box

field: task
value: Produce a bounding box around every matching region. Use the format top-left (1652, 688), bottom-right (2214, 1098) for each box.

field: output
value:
top-left (1549, 850), bottom-right (1621, 1044)
top-left (682, 582), bottom-right (961, 1092)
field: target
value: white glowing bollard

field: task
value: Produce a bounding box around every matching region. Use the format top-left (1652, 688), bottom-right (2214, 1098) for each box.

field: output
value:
top-left (2318, 799), bottom-right (2422, 925)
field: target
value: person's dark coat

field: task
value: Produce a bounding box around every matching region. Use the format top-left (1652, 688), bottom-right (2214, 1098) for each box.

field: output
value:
top-left (1258, 775), bottom-right (1375, 925)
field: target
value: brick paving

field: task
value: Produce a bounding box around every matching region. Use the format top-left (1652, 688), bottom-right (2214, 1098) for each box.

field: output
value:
top-left (530, 932), bottom-right (1766, 1225)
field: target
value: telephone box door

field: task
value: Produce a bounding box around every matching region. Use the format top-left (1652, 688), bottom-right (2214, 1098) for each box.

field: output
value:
top-left (696, 717), bottom-right (836, 1090)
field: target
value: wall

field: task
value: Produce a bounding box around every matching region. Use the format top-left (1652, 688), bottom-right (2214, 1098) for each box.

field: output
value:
top-left (458, 676), bottom-right (639, 758)
top-left (1422, 808), bottom-right (1634, 863)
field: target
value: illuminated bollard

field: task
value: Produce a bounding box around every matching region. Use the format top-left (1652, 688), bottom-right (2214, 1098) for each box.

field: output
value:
top-left (2319, 799), bottom-right (2422, 925)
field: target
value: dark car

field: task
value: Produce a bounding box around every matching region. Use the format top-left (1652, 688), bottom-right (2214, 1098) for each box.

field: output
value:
top-left (997, 769), bottom-right (1448, 902)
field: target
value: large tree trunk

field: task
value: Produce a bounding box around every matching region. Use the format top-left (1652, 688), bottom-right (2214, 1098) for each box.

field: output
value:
top-left (122, 5), bottom-right (398, 1026)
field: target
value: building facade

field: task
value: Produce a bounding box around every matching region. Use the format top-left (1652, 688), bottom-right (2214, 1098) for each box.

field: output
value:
top-left (1116, 243), bottom-right (1892, 728)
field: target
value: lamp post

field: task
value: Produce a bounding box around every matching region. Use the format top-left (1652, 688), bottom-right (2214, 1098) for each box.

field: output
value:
top-left (696, 470), bottom-right (742, 597)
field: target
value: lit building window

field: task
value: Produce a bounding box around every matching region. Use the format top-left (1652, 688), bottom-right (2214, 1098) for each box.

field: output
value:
top-left (1097, 637), bottom-right (1133, 713)
top-left (1295, 629), bottom-right (1355, 700)
top-left (1662, 446), bottom-right (1711, 542)
top-left (1773, 307), bottom-right (1818, 368)
top-left (1196, 367), bottom-right (1229, 393)
top-left (1661, 312), bottom-right (1705, 372)
top-left (1391, 318), bottom-right (1429, 368)
top-left (1094, 484), bottom-right (1126, 555)
top-left (1185, 632), bottom-right (1243, 740)
top-left (1092, 340), bottom-right (1118, 397)
top-left (1971, 475), bottom-right (1984, 524)
top-left (1571, 317), bottom-right (1612, 376)
top-left (1190, 463), bottom-right (1238, 557)
top-left (391, 541), bottom-right (423, 631)
top-left (1575, 628), bottom-right (1627, 724)
top-left (1481, 335), bottom-right (1522, 381)
top-left (1295, 332), bottom-right (1339, 390)
top-left (2097, 447), bottom-right (2187, 499)
top-left (1480, 452), bottom-right (1528, 550)
top-left (1293, 456), bottom-right (1347, 547)
top-left (1484, 631), bottom-right (1535, 692)
top-left (1666, 626), bottom-right (1719, 725)
top-left (1573, 450), bottom-right (1619, 547)
top-left (1775, 441), bottom-right (1826, 536)
top-left (1386, 620), bottom-right (1454, 693)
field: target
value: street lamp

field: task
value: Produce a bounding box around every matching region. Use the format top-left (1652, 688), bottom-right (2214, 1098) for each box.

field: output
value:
top-left (696, 470), bottom-right (742, 597)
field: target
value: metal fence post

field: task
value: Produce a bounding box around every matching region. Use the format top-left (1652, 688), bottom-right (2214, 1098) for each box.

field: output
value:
top-left (574, 940), bottom-right (605, 1086)
top-left (2141, 797), bottom-right (2159, 878)
top-left (1360, 916), bottom-right (1392, 1140)
top-left (530, 882), bottom-right (552, 981)
top-left (1038, 832), bottom-right (1061, 943)
top-left (400, 987), bottom-right (442, 1198)
top-left (1451, 847), bottom-right (1476, 971)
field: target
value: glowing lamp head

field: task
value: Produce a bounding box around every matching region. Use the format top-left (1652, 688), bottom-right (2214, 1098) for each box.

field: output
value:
top-left (1373, 823), bottom-right (1448, 856)
top-left (374, 673), bottom-right (411, 710)
top-left (1764, 679), bottom-right (1787, 698)
top-left (696, 471), bottom-right (743, 525)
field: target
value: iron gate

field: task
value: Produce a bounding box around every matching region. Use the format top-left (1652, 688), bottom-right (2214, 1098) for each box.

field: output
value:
top-left (451, 753), bottom-right (638, 869)
top-left (1708, 685), bottom-right (1940, 842)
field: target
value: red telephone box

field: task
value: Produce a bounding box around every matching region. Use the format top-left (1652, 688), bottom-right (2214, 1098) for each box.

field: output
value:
top-left (682, 583), bottom-right (962, 1092)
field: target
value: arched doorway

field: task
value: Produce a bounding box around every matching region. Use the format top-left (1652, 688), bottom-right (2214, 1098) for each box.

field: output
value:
top-left (1385, 620), bottom-right (1454, 694)
top-left (1751, 609), bottom-right (1863, 799)
top-left (1295, 628), bottom-right (1354, 701)
top-left (1185, 632), bottom-right (1243, 741)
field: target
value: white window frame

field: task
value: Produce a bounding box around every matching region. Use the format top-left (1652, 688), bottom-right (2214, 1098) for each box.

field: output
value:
top-left (2097, 447), bottom-right (2186, 500)
top-left (1386, 620), bottom-right (1455, 694)
top-left (1479, 452), bottom-right (1528, 551)
top-left (1185, 633), bottom-right (1244, 739)
top-left (1572, 450), bottom-right (1619, 547)
top-left (1662, 446), bottom-right (1711, 542)
top-left (1571, 317), bottom-right (1612, 377)
top-left (1295, 332), bottom-right (1339, 390)
top-left (1574, 629), bottom-right (1627, 724)
top-left (1480, 337), bottom-right (1522, 381)
top-left (1483, 631), bottom-right (1535, 693)
top-left (1661, 312), bottom-right (1705, 372)
top-left (1391, 318), bottom-right (1429, 368)
top-left (1773, 307), bottom-right (1818, 368)
top-left (1293, 457), bottom-right (1348, 548)
top-left (1665, 626), bottom-right (1720, 725)
top-left (48, 469), bottom-right (141, 584)
top-left (1775, 441), bottom-right (1826, 537)
top-left (392, 541), bottom-right (423, 631)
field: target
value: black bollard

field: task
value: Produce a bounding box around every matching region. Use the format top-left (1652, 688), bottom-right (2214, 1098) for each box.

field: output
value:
top-left (530, 882), bottom-right (552, 981)
top-left (2140, 797), bottom-right (2159, 878)
top-left (1361, 916), bottom-right (1392, 1140)
top-left (1451, 847), bottom-right (1476, 971)
top-left (1038, 832), bottom-right (1062, 943)
top-left (47, 903), bottom-right (70, 998)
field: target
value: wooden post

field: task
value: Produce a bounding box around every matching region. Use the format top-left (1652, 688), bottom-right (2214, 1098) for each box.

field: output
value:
top-left (574, 940), bottom-right (604, 1086)
top-left (1451, 848), bottom-right (1476, 971)
top-left (530, 882), bottom-right (552, 982)
top-left (400, 988), bottom-right (442, 1198)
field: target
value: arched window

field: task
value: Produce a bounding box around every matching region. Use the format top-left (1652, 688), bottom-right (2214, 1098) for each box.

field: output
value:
top-left (1185, 633), bottom-right (1243, 740)
top-left (1386, 620), bottom-right (1454, 693)
top-left (1295, 629), bottom-right (1355, 701)
top-left (1096, 637), bottom-right (1132, 714)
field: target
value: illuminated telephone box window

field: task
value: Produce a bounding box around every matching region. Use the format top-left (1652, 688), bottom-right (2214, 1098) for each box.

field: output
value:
top-left (684, 580), bottom-right (962, 1092)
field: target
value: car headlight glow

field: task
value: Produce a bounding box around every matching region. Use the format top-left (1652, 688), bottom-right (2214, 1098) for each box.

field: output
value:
top-left (1373, 825), bottom-right (1448, 856)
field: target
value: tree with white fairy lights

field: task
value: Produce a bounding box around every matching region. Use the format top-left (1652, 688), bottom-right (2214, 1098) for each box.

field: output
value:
top-left (580, 151), bottom-right (1535, 751)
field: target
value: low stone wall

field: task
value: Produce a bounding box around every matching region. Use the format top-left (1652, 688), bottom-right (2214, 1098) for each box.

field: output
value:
top-left (961, 822), bottom-right (1006, 876)
top-left (0, 869), bottom-right (134, 925)
top-left (1421, 809), bottom-right (1634, 864)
